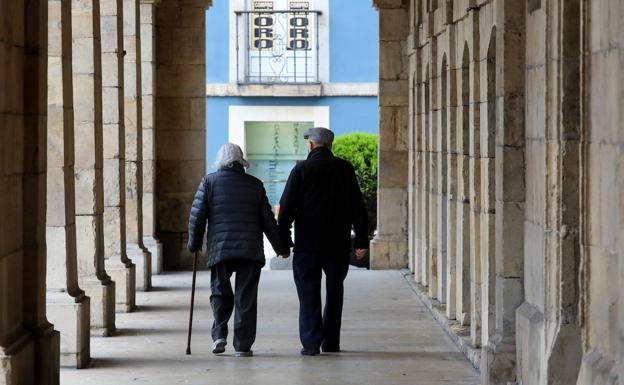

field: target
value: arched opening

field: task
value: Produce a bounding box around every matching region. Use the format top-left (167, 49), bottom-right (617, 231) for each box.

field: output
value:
top-left (469, 42), bottom-right (482, 347)
top-left (482, 26), bottom-right (497, 343)
top-left (437, 54), bottom-right (448, 304)
top-left (411, 71), bottom-right (420, 278)
top-left (422, 64), bottom-right (430, 286)
top-left (446, 53), bottom-right (458, 320)
top-left (428, 60), bottom-right (439, 299)
top-left (457, 42), bottom-right (471, 326)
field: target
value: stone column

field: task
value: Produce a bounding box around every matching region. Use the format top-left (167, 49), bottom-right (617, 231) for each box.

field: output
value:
top-left (428, 44), bottom-right (439, 299)
top-left (124, 0), bottom-right (152, 290)
top-left (155, 0), bottom-right (210, 269)
top-left (140, 0), bottom-right (163, 275)
top-left (468, 15), bottom-right (483, 346)
top-left (46, 0), bottom-right (91, 367)
top-left (481, 2), bottom-right (525, 383)
top-left (420, 66), bottom-right (431, 286)
top-left (1, 0), bottom-right (61, 381)
top-left (479, 29), bottom-right (497, 348)
top-left (407, 53), bottom-right (418, 275)
top-left (455, 44), bottom-right (472, 326)
top-left (101, 0), bottom-right (137, 312)
top-left (370, 0), bottom-right (410, 269)
top-left (445, 52), bottom-right (458, 320)
top-left (71, 0), bottom-right (116, 336)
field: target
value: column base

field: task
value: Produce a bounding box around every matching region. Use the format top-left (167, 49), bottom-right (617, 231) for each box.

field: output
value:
top-left (106, 259), bottom-right (136, 313)
top-left (1, 324), bottom-right (60, 385)
top-left (33, 322), bottom-right (61, 385)
top-left (1, 330), bottom-right (36, 384)
top-left (143, 236), bottom-right (163, 275)
top-left (46, 292), bottom-right (90, 368)
top-left (80, 278), bottom-right (116, 336)
top-left (369, 235), bottom-right (408, 269)
top-left (577, 348), bottom-right (619, 384)
top-left (480, 334), bottom-right (517, 385)
top-left (128, 244), bottom-right (152, 291)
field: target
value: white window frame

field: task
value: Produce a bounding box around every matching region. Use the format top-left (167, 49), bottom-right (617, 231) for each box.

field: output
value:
top-left (228, 105), bottom-right (330, 156)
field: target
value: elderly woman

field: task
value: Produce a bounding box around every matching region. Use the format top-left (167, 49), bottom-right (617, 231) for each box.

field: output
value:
top-left (188, 143), bottom-right (287, 357)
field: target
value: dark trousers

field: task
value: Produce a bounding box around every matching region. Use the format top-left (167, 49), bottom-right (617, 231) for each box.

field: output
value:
top-left (293, 252), bottom-right (350, 350)
top-left (210, 260), bottom-right (262, 352)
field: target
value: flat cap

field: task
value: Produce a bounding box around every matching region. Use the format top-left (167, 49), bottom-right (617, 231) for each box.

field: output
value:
top-left (303, 126), bottom-right (334, 145)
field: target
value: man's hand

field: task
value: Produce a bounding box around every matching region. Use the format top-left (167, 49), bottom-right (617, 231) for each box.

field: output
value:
top-left (280, 249), bottom-right (291, 259)
top-left (355, 249), bottom-right (368, 260)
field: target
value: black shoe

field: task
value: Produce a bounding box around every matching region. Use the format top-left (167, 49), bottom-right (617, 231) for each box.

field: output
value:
top-left (300, 347), bottom-right (320, 356)
top-left (321, 344), bottom-right (340, 353)
top-left (212, 338), bottom-right (226, 354)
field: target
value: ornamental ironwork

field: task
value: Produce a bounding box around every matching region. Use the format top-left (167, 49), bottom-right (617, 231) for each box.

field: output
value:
top-left (235, 9), bottom-right (321, 84)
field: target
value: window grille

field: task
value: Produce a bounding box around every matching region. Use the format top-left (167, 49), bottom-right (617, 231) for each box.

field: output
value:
top-left (235, 9), bottom-right (321, 84)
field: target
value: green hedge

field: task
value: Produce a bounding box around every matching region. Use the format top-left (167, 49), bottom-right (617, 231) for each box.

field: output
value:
top-left (333, 133), bottom-right (378, 234)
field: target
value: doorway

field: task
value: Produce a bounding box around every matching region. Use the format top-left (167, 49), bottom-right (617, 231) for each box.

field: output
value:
top-left (245, 121), bottom-right (313, 207)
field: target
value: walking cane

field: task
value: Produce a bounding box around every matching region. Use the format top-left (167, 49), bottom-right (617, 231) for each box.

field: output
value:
top-left (186, 251), bottom-right (199, 355)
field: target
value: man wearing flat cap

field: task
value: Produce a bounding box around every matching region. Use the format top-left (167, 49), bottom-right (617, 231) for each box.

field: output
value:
top-left (278, 126), bottom-right (369, 356)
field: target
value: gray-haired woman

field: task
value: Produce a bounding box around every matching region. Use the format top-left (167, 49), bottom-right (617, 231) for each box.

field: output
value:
top-left (188, 143), bottom-right (287, 357)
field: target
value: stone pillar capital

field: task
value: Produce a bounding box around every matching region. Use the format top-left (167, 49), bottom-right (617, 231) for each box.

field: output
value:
top-left (373, 0), bottom-right (408, 10)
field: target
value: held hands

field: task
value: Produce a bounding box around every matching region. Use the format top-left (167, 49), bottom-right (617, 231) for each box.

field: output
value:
top-left (280, 248), bottom-right (291, 259)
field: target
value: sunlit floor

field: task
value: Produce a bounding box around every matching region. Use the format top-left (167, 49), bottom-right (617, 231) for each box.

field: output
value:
top-left (61, 269), bottom-right (479, 385)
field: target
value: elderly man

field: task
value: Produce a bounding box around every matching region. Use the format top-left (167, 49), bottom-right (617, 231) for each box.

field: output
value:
top-left (278, 127), bottom-right (369, 356)
top-left (188, 143), bottom-right (287, 357)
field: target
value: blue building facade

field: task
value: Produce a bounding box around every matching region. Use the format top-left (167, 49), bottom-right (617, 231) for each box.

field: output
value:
top-left (206, 0), bottom-right (378, 206)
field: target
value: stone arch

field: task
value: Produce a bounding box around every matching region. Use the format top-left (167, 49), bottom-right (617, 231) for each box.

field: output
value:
top-left (456, 41), bottom-right (471, 326)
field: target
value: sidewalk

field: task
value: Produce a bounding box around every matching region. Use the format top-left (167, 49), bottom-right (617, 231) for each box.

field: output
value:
top-left (61, 269), bottom-right (479, 385)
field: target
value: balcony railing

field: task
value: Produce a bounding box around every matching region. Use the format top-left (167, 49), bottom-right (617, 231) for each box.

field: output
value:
top-left (235, 10), bottom-right (321, 84)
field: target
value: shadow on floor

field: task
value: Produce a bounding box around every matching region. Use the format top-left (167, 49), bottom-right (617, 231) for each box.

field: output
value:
top-left (88, 349), bottom-right (470, 369)
top-left (113, 327), bottom-right (188, 337)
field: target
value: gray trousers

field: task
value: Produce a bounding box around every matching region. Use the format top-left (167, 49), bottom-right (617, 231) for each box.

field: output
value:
top-left (210, 260), bottom-right (262, 352)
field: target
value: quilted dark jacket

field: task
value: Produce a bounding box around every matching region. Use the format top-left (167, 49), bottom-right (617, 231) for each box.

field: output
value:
top-left (187, 162), bottom-right (287, 267)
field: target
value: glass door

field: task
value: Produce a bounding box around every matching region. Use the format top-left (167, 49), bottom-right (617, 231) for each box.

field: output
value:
top-left (245, 121), bottom-right (312, 207)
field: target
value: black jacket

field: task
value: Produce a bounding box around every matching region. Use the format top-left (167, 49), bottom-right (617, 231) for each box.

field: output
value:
top-left (187, 162), bottom-right (287, 267)
top-left (278, 147), bottom-right (369, 255)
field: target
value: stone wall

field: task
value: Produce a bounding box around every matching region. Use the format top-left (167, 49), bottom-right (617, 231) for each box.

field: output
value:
top-left (517, 1), bottom-right (624, 384)
top-left (397, 3), bottom-right (525, 381)
top-left (396, 0), bottom-right (624, 384)
top-left (155, 0), bottom-right (210, 269)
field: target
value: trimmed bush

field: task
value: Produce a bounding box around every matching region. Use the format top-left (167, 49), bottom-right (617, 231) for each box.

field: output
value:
top-left (333, 132), bottom-right (378, 234)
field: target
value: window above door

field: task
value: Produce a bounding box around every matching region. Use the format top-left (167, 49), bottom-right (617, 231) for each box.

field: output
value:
top-left (234, 0), bottom-right (322, 84)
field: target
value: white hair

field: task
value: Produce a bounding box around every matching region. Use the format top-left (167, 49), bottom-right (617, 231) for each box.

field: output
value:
top-left (214, 142), bottom-right (249, 169)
